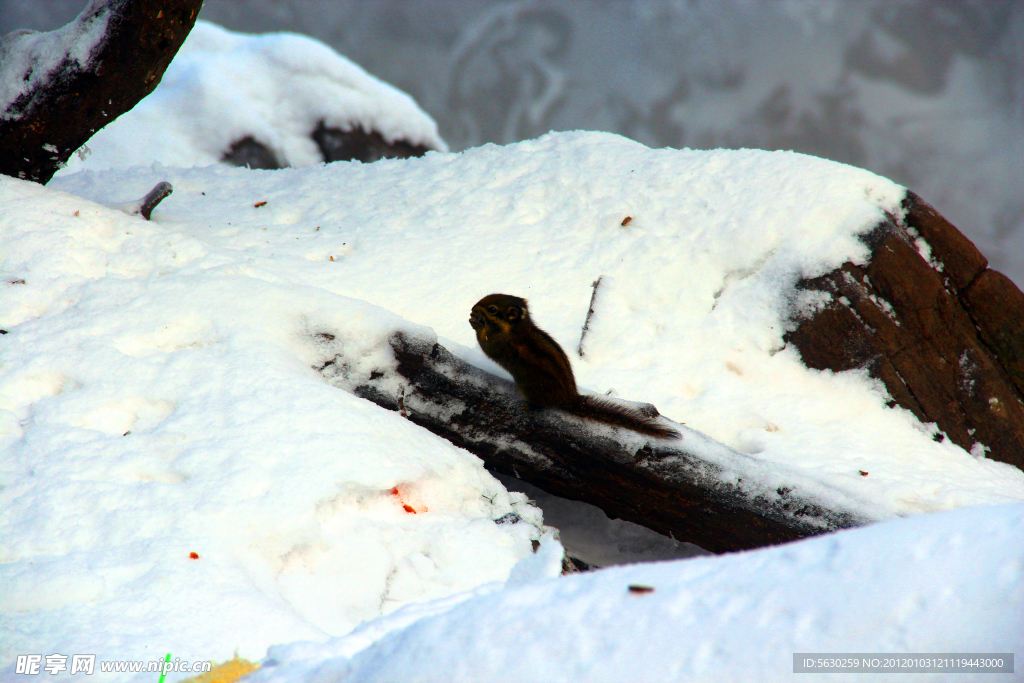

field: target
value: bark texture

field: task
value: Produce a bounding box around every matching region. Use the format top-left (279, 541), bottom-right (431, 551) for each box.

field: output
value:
top-left (319, 332), bottom-right (874, 554)
top-left (0, 0), bottom-right (202, 184)
top-left (785, 191), bottom-right (1024, 471)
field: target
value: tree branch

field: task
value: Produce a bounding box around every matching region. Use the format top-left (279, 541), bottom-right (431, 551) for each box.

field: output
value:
top-left (0, 0), bottom-right (203, 183)
top-left (320, 332), bottom-right (875, 553)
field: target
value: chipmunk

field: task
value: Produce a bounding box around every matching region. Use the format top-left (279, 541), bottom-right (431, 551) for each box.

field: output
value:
top-left (469, 293), bottom-right (678, 439)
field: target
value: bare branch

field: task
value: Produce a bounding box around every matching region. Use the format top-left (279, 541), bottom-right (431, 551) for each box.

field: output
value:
top-left (578, 275), bottom-right (603, 357)
top-left (139, 181), bottom-right (173, 220)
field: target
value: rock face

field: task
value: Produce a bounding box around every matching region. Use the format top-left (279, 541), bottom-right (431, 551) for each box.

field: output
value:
top-left (222, 136), bottom-right (283, 170)
top-left (221, 121), bottom-right (432, 169)
top-left (311, 122), bottom-right (433, 163)
top-left (785, 192), bottom-right (1024, 471)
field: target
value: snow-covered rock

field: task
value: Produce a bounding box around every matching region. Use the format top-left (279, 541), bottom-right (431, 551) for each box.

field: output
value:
top-left (56, 20), bottom-right (447, 175)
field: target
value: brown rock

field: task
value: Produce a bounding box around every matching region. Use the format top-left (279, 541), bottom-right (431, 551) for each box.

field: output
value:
top-left (963, 269), bottom-right (1024, 397)
top-left (785, 193), bottom-right (1024, 471)
top-left (222, 121), bottom-right (433, 169)
top-left (311, 121), bottom-right (432, 163)
top-left (903, 191), bottom-right (987, 291)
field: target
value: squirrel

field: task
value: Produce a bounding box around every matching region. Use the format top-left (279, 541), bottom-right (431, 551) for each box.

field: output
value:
top-left (469, 293), bottom-right (679, 439)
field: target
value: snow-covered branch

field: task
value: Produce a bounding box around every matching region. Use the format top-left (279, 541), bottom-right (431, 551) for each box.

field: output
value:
top-left (322, 331), bottom-right (878, 553)
top-left (0, 0), bottom-right (202, 183)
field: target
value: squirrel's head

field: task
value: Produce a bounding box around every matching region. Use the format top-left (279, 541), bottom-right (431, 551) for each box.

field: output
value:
top-left (469, 293), bottom-right (529, 340)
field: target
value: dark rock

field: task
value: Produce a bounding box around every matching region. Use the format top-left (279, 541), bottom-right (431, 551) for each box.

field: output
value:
top-left (494, 512), bottom-right (523, 525)
top-left (222, 121), bottom-right (433, 170)
top-left (221, 136), bottom-right (283, 169)
top-left (311, 121), bottom-right (432, 164)
top-left (785, 192), bottom-right (1024, 471)
top-left (562, 556), bottom-right (590, 573)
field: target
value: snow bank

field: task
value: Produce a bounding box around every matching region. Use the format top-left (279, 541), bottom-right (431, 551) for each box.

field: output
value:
top-left (56, 20), bottom-right (447, 174)
top-left (0, 177), bottom-right (542, 675)
top-left (48, 131), bottom-right (1024, 518)
top-left (3, 129), bottom-right (1023, 680)
top-left (247, 502), bottom-right (1024, 683)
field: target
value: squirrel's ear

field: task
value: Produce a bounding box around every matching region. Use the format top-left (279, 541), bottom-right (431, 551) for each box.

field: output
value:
top-left (507, 306), bottom-right (521, 321)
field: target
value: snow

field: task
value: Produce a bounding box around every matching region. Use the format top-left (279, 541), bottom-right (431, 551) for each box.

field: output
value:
top-left (0, 175), bottom-right (543, 666)
top-left (45, 132), bottom-right (1024, 518)
top-left (4, 130), bottom-right (1022, 681)
top-left (56, 21), bottom-right (447, 174)
top-left (2, 21), bottom-right (1023, 682)
top-left (246, 503), bottom-right (1024, 683)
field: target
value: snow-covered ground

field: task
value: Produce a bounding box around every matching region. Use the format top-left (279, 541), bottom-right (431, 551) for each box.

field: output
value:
top-left (2, 20), bottom-right (1022, 683)
top-left (246, 503), bottom-right (1024, 683)
top-left (176, 0), bottom-right (1024, 287)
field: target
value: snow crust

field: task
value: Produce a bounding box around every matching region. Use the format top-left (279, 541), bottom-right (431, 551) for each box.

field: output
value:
top-left (56, 21), bottom-right (447, 173)
top-left (248, 503), bottom-right (1024, 683)
top-left (4, 125), bottom-right (1023, 679)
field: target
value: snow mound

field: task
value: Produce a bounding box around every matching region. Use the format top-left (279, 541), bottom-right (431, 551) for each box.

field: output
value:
top-left (0, 178), bottom-right (541, 676)
top-left (248, 503), bottom-right (1024, 683)
top-left (49, 131), bottom-right (1024, 519)
top-left (3, 130), bottom-right (1023, 680)
top-left (56, 20), bottom-right (447, 174)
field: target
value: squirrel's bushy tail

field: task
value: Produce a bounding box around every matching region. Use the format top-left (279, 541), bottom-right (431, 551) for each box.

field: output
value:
top-left (572, 395), bottom-right (680, 439)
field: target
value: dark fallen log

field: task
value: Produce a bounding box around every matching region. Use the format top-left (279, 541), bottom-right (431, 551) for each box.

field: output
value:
top-left (319, 331), bottom-right (877, 554)
top-left (0, 0), bottom-right (203, 184)
top-left (785, 192), bottom-right (1024, 472)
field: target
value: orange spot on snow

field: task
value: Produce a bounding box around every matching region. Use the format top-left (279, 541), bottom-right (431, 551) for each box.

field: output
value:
top-left (391, 486), bottom-right (427, 514)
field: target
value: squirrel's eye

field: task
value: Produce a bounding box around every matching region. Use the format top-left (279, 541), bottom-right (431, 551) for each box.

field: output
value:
top-left (487, 306), bottom-right (498, 315)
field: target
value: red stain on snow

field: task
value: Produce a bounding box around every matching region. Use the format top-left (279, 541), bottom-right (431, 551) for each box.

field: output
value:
top-left (390, 486), bottom-right (427, 514)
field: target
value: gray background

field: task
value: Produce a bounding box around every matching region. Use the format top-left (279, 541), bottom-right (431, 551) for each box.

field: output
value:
top-left (4, 0), bottom-right (1023, 282)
